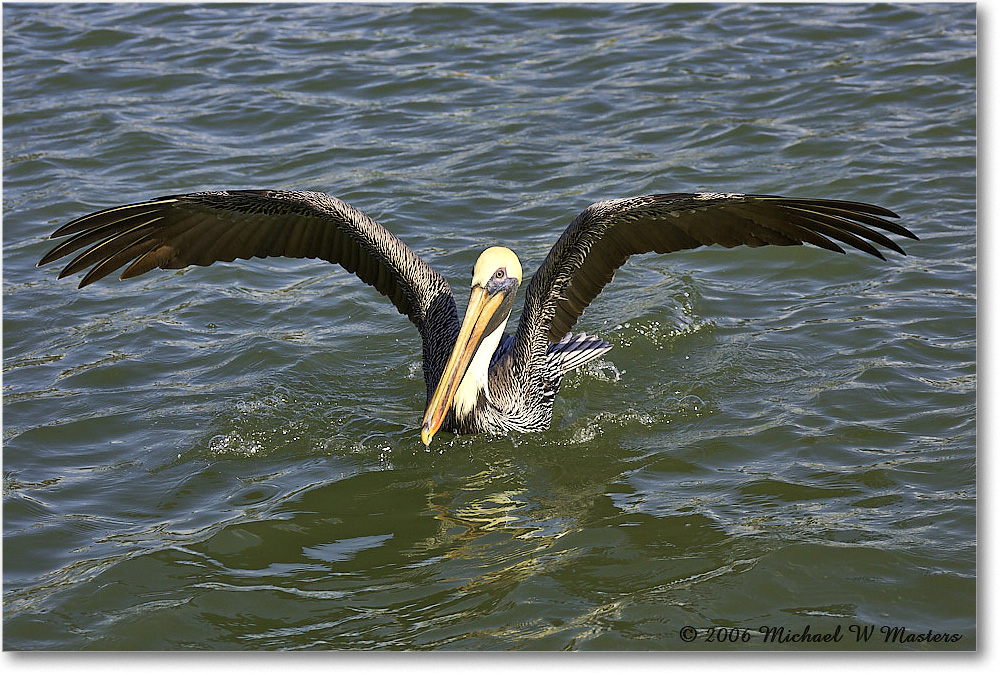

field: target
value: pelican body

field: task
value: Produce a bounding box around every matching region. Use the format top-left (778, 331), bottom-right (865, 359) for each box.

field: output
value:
top-left (38, 190), bottom-right (917, 445)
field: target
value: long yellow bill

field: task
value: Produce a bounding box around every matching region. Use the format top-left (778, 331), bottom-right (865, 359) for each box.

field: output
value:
top-left (420, 285), bottom-right (507, 446)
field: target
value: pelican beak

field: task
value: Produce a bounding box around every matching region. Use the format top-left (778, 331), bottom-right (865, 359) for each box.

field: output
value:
top-left (420, 284), bottom-right (511, 446)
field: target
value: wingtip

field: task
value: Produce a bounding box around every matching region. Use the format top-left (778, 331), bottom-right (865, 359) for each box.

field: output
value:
top-left (37, 248), bottom-right (60, 268)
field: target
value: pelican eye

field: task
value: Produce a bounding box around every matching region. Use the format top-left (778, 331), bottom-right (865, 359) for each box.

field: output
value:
top-left (494, 268), bottom-right (506, 280)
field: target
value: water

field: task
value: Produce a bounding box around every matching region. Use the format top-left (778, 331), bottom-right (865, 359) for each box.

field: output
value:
top-left (3, 3), bottom-right (975, 651)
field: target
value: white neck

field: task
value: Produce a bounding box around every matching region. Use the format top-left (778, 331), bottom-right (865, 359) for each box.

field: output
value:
top-left (453, 318), bottom-right (509, 420)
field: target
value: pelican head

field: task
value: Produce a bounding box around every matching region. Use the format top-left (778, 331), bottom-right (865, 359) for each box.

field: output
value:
top-left (420, 247), bottom-right (522, 446)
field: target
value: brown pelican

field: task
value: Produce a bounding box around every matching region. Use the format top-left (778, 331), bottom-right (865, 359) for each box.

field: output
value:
top-left (38, 190), bottom-right (916, 445)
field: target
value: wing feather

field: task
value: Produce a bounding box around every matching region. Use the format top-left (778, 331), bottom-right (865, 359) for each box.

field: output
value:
top-left (58, 222), bottom-right (162, 278)
top-left (38, 212), bottom-right (166, 265)
top-left (38, 190), bottom-right (457, 342)
top-left (512, 193), bottom-right (916, 373)
top-left (81, 238), bottom-right (163, 288)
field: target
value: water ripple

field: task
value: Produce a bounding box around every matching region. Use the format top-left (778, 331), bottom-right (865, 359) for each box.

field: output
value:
top-left (3, 2), bottom-right (974, 650)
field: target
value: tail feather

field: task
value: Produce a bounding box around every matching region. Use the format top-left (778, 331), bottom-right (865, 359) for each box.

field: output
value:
top-left (547, 333), bottom-right (612, 375)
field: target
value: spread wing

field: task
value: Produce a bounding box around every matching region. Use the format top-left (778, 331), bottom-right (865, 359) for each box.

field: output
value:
top-left (512, 192), bottom-right (917, 369)
top-left (38, 189), bottom-right (457, 341)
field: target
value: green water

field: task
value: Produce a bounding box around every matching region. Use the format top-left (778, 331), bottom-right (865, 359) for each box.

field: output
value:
top-left (3, 3), bottom-right (975, 650)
